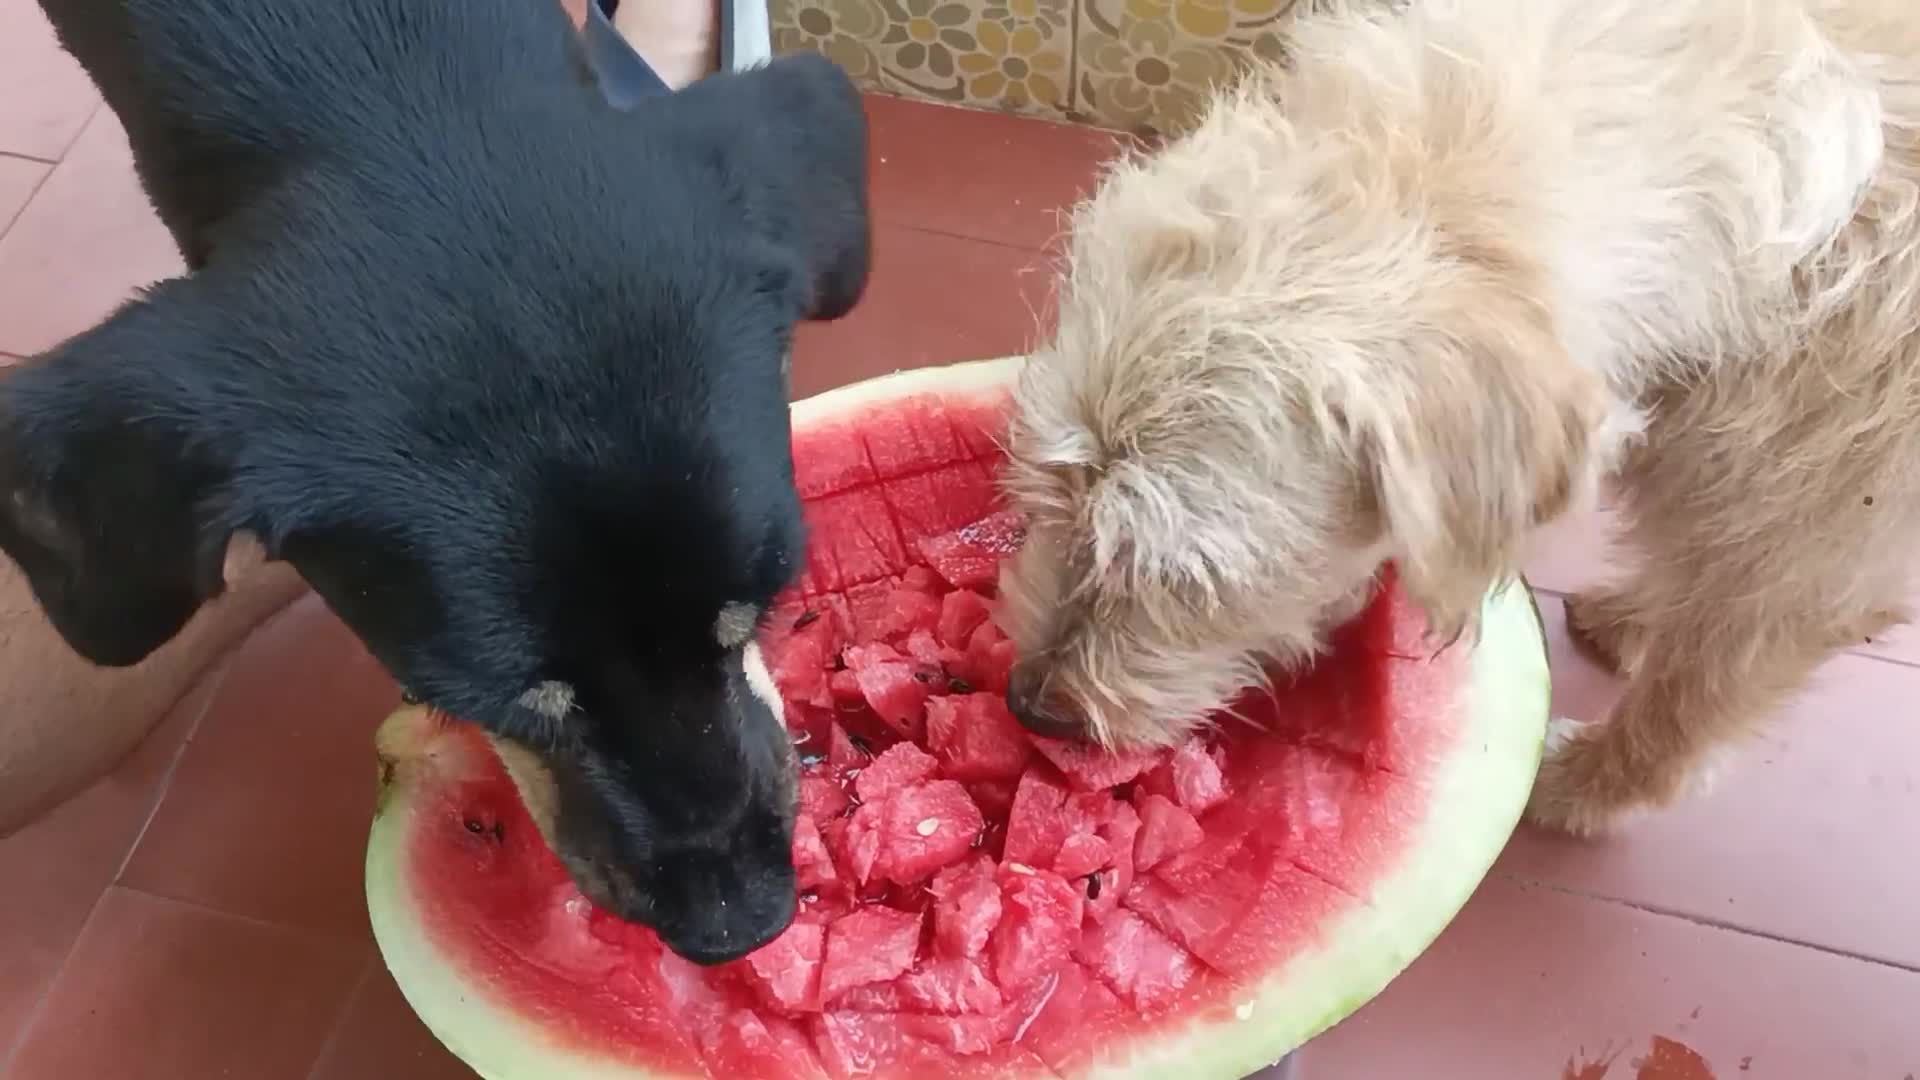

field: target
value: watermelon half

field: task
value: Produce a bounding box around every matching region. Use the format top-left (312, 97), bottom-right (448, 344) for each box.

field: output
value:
top-left (365, 357), bottom-right (1549, 1079)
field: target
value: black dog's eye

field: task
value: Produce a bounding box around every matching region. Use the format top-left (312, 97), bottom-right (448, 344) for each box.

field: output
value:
top-left (399, 688), bottom-right (422, 706)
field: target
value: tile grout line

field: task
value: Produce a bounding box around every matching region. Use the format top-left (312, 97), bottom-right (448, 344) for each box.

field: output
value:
top-left (0, 650), bottom-right (246, 1074)
top-left (1497, 872), bottom-right (1920, 976)
top-left (874, 217), bottom-right (1056, 255)
top-left (102, 595), bottom-right (362, 936)
top-left (0, 882), bottom-right (115, 1074)
top-left (303, 958), bottom-right (379, 1080)
top-left (107, 883), bottom-right (375, 944)
top-left (867, 90), bottom-right (1118, 136)
top-left (0, 149), bottom-right (59, 167)
top-left (0, 154), bottom-right (58, 242)
top-left (0, 97), bottom-right (104, 212)
top-left (54, 100), bottom-right (107, 162)
top-left (110, 656), bottom-right (238, 883)
top-left (0, 101), bottom-right (106, 255)
top-left (1847, 647), bottom-right (1920, 671)
top-left (1, 885), bottom-right (377, 1076)
top-left (1066, 0), bottom-right (1082, 117)
top-left (1526, 582), bottom-right (1918, 670)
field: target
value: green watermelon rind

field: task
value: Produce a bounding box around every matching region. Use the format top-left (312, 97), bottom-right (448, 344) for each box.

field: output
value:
top-left (365, 356), bottom-right (1550, 1080)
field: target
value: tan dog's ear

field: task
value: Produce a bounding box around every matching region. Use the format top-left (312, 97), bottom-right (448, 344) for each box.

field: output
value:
top-left (1363, 300), bottom-right (1607, 642)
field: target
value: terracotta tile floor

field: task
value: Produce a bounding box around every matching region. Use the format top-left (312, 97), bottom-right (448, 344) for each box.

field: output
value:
top-left (1, 6), bottom-right (1917, 1077)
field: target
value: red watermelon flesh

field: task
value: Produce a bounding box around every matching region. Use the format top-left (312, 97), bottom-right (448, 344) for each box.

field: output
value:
top-left (930, 855), bottom-right (1003, 960)
top-left (852, 742), bottom-right (939, 804)
top-left (914, 510), bottom-right (1026, 591)
top-left (365, 359), bottom-right (1549, 1080)
top-left (926, 693), bottom-right (1034, 781)
top-left (1133, 794), bottom-right (1205, 873)
top-left (820, 907), bottom-right (924, 1006)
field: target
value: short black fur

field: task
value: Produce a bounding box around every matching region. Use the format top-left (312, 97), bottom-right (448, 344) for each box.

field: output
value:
top-left (0, 0), bottom-right (870, 964)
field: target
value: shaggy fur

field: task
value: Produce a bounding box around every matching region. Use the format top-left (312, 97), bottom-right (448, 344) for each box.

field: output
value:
top-left (997, 0), bottom-right (1920, 833)
top-left (0, 0), bottom-right (870, 962)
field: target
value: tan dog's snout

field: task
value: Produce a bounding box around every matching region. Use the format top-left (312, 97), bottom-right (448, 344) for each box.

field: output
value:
top-left (1005, 659), bottom-right (1087, 741)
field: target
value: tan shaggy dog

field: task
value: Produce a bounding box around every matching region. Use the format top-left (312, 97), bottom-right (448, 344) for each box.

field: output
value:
top-left (996, 0), bottom-right (1920, 834)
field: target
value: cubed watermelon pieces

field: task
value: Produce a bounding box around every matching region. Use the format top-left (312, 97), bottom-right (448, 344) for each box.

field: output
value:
top-left (741, 919), bottom-right (825, 1014)
top-left (768, 613), bottom-right (837, 709)
top-left (1073, 908), bottom-right (1197, 1012)
top-left (1132, 793), bottom-right (1205, 872)
top-left (842, 644), bottom-right (932, 739)
top-left (1019, 962), bottom-right (1130, 1074)
top-left (1169, 737), bottom-right (1230, 814)
top-left (840, 777), bottom-right (984, 887)
top-left (896, 956), bottom-right (1005, 1015)
top-left (930, 856), bottom-right (1002, 961)
top-left (819, 907), bottom-right (924, 1007)
top-left (791, 817), bottom-right (839, 893)
top-left (926, 693), bottom-right (1033, 781)
top-left (914, 511), bottom-right (1025, 591)
top-left (877, 781), bottom-right (985, 885)
top-left (797, 776), bottom-right (850, 822)
top-left (1085, 797), bottom-right (1141, 924)
top-left (827, 724), bottom-right (867, 778)
top-left (988, 865), bottom-right (1084, 992)
top-left (708, 1011), bottom-right (827, 1079)
top-left (1030, 735), bottom-right (1165, 792)
top-left (1001, 770), bottom-right (1071, 868)
top-left (809, 1011), bottom-right (1021, 1076)
top-left (750, 467), bottom-right (1382, 1052)
top-left (965, 779), bottom-right (1018, 820)
top-left (899, 565), bottom-right (945, 593)
top-left (902, 629), bottom-right (946, 668)
top-left (937, 589), bottom-right (993, 649)
top-left (854, 742), bottom-right (940, 804)
top-left (949, 620), bottom-right (1017, 696)
top-left (873, 586), bottom-right (943, 642)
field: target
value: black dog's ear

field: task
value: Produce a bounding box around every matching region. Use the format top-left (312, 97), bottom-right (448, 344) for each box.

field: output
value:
top-left (660, 53), bottom-right (872, 321)
top-left (0, 284), bottom-right (236, 667)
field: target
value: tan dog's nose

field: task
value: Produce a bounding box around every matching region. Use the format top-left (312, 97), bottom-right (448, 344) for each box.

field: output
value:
top-left (1006, 663), bottom-right (1086, 741)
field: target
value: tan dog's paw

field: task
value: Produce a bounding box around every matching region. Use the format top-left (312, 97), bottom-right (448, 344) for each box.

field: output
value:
top-left (1526, 717), bottom-right (1651, 837)
top-left (1562, 589), bottom-right (1644, 675)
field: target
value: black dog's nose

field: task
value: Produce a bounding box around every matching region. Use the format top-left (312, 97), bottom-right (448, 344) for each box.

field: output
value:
top-left (1006, 664), bottom-right (1085, 741)
top-left (658, 884), bottom-right (797, 967)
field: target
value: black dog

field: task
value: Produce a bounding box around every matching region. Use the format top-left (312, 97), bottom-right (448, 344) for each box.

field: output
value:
top-left (0, 0), bottom-right (869, 965)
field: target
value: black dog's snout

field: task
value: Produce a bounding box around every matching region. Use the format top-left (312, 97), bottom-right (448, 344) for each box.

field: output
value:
top-left (654, 868), bottom-right (797, 966)
top-left (1007, 663), bottom-right (1084, 741)
top-left (671, 896), bottom-right (797, 966)
top-left (571, 849), bottom-right (797, 966)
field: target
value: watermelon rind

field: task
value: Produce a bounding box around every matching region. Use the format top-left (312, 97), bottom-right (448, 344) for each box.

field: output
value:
top-left (365, 356), bottom-right (1550, 1080)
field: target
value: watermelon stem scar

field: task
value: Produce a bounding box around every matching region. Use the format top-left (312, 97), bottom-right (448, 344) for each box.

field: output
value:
top-left (367, 357), bottom-right (1550, 1079)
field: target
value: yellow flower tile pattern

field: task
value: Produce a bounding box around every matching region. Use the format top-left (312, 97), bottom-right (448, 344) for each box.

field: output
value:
top-left (1077, 0), bottom-right (1297, 133)
top-left (771, 0), bottom-right (1072, 119)
top-left (770, 0), bottom-right (1306, 131)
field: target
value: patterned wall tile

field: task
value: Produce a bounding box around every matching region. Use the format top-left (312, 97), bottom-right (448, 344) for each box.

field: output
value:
top-left (1073, 0), bottom-right (1301, 135)
top-left (772, 0), bottom-right (1074, 119)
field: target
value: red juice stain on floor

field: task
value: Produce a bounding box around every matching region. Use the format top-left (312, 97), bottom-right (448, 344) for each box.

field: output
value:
top-left (1564, 1046), bottom-right (1623, 1080)
top-left (1633, 1036), bottom-right (1716, 1080)
top-left (1563, 1036), bottom-right (1718, 1080)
